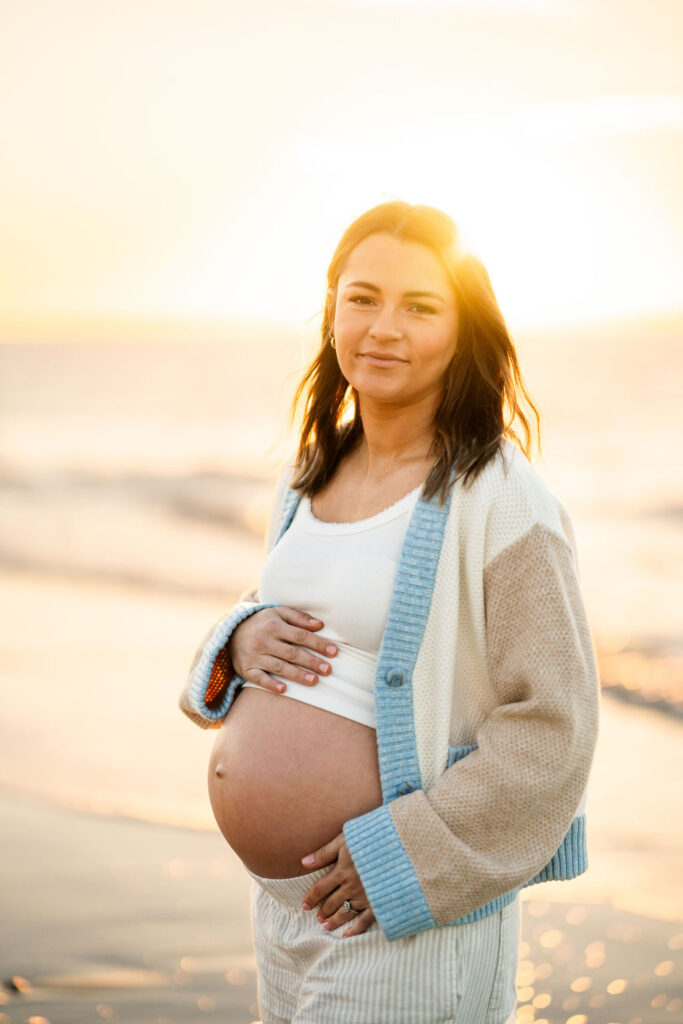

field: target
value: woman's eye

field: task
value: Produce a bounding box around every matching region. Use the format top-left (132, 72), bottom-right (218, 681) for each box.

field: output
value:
top-left (350, 296), bottom-right (435, 315)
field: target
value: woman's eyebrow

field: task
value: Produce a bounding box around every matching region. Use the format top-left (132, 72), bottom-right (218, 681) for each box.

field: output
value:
top-left (344, 280), bottom-right (447, 303)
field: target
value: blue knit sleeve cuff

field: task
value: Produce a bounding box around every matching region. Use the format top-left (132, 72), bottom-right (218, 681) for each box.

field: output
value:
top-left (342, 802), bottom-right (436, 942)
top-left (182, 601), bottom-right (279, 724)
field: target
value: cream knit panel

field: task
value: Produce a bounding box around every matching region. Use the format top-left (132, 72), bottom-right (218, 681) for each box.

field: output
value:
top-left (410, 469), bottom-right (496, 795)
top-left (410, 439), bottom-right (566, 794)
top-left (483, 442), bottom-right (573, 566)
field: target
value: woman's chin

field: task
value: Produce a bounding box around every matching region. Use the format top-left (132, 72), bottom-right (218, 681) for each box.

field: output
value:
top-left (347, 376), bottom-right (412, 403)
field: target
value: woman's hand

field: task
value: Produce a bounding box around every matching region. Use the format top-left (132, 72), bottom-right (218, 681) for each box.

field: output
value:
top-left (300, 832), bottom-right (377, 938)
top-left (228, 606), bottom-right (337, 694)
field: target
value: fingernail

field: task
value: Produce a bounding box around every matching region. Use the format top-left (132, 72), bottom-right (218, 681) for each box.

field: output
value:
top-left (302, 854), bottom-right (315, 865)
top-left (302, 902), bottom-right (310, 910)
top-left (326, 645), bottom-right (337, 655)
top-left (304, 673), bottom-right (316, 684)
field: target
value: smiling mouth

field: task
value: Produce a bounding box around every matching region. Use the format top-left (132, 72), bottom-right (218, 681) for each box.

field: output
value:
top-left (360, 353), bottom-right (407, 366)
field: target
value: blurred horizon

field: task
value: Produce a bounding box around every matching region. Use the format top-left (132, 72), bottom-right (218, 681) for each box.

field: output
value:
top-left (3, 304), bottom-right (683, 346)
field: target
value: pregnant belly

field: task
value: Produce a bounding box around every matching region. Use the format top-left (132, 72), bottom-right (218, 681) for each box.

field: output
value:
top-left (207, 685), bottom-right (384, 878)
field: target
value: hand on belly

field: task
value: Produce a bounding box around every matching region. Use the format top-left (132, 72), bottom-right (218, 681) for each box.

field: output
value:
top-left (299, 829), bottom-right (378, 938)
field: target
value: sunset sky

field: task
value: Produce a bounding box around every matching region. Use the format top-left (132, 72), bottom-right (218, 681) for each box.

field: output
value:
top-left (1, 0), bottom-right (681, 337)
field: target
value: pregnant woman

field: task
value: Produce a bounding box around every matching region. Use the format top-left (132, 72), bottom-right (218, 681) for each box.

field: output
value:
top-left (178, 200), bottom-right (601, 1024)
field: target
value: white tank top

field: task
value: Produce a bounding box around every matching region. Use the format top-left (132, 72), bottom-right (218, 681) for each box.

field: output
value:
top-left (240, 484), bottom-right (422, 728)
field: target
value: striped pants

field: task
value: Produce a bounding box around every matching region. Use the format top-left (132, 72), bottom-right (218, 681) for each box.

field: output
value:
top-left (245, 863), bottom-right (520, 1024)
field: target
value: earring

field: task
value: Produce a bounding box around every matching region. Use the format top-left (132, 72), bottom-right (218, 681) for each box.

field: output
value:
top-left (330, 334), bottom-right (336, 349)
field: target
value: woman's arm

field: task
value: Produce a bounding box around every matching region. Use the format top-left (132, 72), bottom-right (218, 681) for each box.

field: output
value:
top-left (177, 591), bottom-right (281, 729)
top-left (177, 459), bottom-right (295, 729)
top-left (341, 482), bottom-right (601, 941)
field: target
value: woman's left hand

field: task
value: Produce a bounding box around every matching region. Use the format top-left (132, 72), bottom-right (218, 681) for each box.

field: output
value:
top-left (300, 831), bottom-right (377, 937)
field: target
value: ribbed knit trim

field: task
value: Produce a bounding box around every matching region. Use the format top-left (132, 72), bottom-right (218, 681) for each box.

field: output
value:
top-left (372, 481), bottom-right (453, 800)
top-left (522, 812), bottom-right (587, 884)
top-left (342, 803), bottom-right (436, 941)
top-left (342, 811), bottom-right (586, 939)
top-left (187, 601), bottom-right (280, 720)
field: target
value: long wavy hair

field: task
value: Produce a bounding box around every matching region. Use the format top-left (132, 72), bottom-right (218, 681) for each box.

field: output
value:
top-left (287, 200), bottom-right (542, 506)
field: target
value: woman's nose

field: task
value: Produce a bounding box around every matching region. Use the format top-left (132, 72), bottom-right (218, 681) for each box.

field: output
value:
top-left (368, 307), bottom-right (402, 339)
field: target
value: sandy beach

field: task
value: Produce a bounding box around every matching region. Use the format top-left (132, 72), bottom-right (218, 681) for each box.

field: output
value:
top-left (1, 790), bottom-right (258, 1024)
top-left (1, 688), bottom-right (682, 1024)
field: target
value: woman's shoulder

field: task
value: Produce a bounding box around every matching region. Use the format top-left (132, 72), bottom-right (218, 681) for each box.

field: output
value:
top-left (464, 438), bottom-right (561, 509)
top-left (459, 439), bottom-right (576, 564)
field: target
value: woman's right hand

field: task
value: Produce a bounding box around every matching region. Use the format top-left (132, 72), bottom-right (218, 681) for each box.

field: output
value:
top-left (228, 606), bottom-right (338, 694)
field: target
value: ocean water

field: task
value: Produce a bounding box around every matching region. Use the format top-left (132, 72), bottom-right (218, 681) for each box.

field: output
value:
top-left (0, 312), bottom-right (681, 827)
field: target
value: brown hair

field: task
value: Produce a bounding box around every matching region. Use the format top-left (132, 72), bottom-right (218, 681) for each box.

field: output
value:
top-left (287, 200), bottom-right (542, 506)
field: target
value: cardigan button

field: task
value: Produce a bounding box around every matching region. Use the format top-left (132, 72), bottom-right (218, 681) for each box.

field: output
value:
top-left (397, 781), bottom-right (415, 796)
top-left (386, 668), bottom-right (405, 687)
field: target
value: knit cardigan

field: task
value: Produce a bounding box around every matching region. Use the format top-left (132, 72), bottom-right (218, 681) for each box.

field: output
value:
top-left (178, 439), bottom-right (601, 942)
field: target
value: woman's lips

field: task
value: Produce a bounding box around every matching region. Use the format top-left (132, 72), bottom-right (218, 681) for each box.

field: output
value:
top-left (360, 353), bottom-right (407, 367)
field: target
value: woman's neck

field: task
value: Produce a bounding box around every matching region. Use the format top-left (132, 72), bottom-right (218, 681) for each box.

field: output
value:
top-left (351, 403), bottom-right (436, 476)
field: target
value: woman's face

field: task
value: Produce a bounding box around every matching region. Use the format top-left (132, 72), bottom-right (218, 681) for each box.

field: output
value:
top-left (330, 232), bottom-right (458, 409)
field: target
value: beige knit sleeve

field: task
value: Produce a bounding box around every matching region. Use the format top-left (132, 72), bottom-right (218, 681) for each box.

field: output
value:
top-left (387, 512), bottom-right (601, 925)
